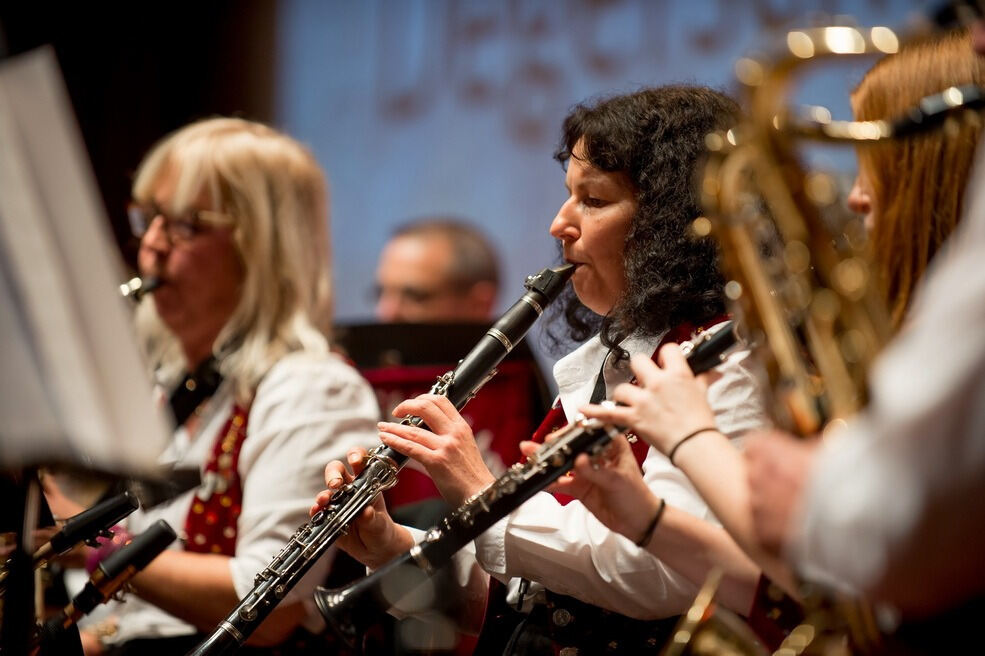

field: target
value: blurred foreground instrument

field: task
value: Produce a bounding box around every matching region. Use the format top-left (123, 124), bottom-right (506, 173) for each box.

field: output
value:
top-left (703, 27), bottom-right (985, 434)
top-left (701, 27), bottom-right (898, 435)
top-left (663, 570), bottom-right (768, 656)
top-left (35, 520), bottom-right (176, 649)
top-left (0, 491), bottom-right (139, 594)
top-left (32, 492), bottom-right (139, 571)
top-left (679, 21), bottom-right (985, 656)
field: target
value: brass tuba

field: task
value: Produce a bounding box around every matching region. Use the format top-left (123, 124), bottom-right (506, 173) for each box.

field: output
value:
top-left (670, 21), bottom-right (985, 656)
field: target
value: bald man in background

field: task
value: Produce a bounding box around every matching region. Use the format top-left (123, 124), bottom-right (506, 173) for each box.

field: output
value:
top-left (374, 219), bottom-right (499, 323)
top-left (365, 218), bottom-right (533, 538)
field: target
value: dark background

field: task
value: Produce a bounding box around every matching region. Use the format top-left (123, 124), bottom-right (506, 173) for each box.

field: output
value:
top-left (0, 1), bottom-right (276, 270)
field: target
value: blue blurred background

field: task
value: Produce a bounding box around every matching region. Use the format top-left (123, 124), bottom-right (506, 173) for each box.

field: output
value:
top-left (1, 0), bottom-right (926, 324)
top-left (276, 0), bottom-right (924, 321)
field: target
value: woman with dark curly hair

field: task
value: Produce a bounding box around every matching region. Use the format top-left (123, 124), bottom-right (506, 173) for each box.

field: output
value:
top-left (313, 85), bottom-right (770, 654)
top-left (551, 87), bottom-right (730, 356)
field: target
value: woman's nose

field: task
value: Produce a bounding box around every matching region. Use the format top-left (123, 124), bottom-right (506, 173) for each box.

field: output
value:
top-left (549, 198), bottom-right (579, 242)
top-left (141, 215), bottom-right (171, 252)
top-left (847, 178), bottom-right (872, 217)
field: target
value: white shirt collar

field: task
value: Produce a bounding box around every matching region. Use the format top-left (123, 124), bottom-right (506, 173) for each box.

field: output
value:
top-left (551, 332), bottom-right (664, 421)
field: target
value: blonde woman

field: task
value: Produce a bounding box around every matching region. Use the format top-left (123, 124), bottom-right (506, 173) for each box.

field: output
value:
top-left (85, 118), bottom-right (378, 655)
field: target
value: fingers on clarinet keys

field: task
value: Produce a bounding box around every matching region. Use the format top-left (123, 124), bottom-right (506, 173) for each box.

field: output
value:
top-left (597, 400), bottom-right (637, 443)
top-left (592, 442), bottom-right (620, 470)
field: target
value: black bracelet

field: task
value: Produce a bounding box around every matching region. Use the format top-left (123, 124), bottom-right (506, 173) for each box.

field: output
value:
top-left (667, 426), bottom-right (717, 466)
top-left (635, 498), bottom-right (667, 548)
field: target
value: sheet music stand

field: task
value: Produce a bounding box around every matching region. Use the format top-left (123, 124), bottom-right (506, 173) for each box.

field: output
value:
top-left (0, 47), bottom-right (170, 654)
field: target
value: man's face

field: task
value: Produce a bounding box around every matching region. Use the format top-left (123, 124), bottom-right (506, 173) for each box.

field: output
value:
top-left (374, 234), bottom-right (489, 322)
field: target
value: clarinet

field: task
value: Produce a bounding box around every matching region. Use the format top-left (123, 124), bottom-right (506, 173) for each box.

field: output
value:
top-left (314, 320), bottom-right (739, 645)
top-left (119, 276), bottom-right (161, 302)
top-left (186, 263), bottom-right (574, 656)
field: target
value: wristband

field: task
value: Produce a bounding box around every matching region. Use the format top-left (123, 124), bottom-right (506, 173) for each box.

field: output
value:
top-left (667, 426), bottom-right (717, 466)
top-left (635, 498), bottom-right (666, 548)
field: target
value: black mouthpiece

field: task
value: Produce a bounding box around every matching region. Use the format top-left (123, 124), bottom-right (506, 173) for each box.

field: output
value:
top-left (99, 520), bottom-right (176, 579)
top-left (890, 84), bottom-right (985, 138)
top-left (46, 491), bottom-right (140, 556)
top-left (523, 263), bottom-right (576, 302)
top-left (685, 321), bottom-right (739, 375)
top-left (140, 276), bottom-right (162, 295)
top-left (120, 276), bottom-right (162, 301)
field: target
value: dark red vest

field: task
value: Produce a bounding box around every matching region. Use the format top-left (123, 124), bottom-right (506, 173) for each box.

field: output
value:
top-left (183, 404), bottom-right (250, 555)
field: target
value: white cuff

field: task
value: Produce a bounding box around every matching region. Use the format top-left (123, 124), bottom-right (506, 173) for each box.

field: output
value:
top-left (473, 515), bottom-right (509, 577)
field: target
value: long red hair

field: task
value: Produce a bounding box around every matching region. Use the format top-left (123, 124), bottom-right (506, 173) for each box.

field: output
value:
top-left (853, 29), bottom-right (984, 329)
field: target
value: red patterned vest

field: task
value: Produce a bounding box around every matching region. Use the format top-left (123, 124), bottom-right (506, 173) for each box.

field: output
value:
top-left (183, 404), bottom-right (250, 555)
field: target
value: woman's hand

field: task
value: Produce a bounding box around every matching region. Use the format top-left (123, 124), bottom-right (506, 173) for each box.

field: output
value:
top-left (580, 345), bottom-right (717, 456)
top-left (524, 432), bottom-right (661, 546)
top-left (310, 447), bottom-right (414, 569)
top-left (745, 431), bottom-right (818, 555)
top-left (378, 394), bottom-right (496, 506)
top-left (80, 629), bottom-right (105, 655)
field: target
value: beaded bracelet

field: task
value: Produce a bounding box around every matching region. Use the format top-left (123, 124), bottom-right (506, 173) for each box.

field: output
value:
top-left (667, 426), bottom-right (717, 466)
top-left (635, 498), bottom-right (667, 548)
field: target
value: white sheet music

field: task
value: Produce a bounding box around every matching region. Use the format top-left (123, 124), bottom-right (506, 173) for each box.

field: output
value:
top-left (0, 47), bottom-right (169, 475)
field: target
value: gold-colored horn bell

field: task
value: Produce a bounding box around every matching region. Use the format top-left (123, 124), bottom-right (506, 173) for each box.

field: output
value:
top-left (662, 570), bottom-right (769, 656)
top-left (680, 20), bottom-right (985, 656)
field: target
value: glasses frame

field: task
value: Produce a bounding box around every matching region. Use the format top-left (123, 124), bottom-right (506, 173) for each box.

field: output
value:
top-left (127, 201), bottom-right (235, 244)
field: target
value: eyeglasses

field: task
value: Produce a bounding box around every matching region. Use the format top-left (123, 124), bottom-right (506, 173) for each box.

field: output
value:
top-left (372, 282), bottom-right (471, 306)
top-left (127, 201), bottom-right (234, 244)
top-left (373, 284), bottom-right (441, 305)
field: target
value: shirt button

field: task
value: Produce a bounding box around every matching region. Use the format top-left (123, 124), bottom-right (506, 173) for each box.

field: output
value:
top-left (552, 608), bottom-right (573, 627)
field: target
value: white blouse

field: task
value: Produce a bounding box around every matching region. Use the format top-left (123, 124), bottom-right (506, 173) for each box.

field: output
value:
top-left (399, 329), bottom-right (770, 623)
top-left (105, 351), bottom-right (380, 644)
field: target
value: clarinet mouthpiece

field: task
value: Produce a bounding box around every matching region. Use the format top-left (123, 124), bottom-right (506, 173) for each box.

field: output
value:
top-left (119, 276), bottom-right (161, 302)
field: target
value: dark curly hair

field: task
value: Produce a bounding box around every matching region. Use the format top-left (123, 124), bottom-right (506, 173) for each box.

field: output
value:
top-left (546, 85), bottom-right (738, 357)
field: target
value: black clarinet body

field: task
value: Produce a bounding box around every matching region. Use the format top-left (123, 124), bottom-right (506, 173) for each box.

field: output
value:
top-left (314, 320), bottom-right (739, 645)
top-left (185, 263), bottom-right (574, 656)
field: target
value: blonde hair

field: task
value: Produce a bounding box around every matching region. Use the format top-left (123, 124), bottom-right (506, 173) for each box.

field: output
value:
top-left (852, 29), bottom-right (984, 330)
top-left (133, 117), bottom-right (333, 401)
